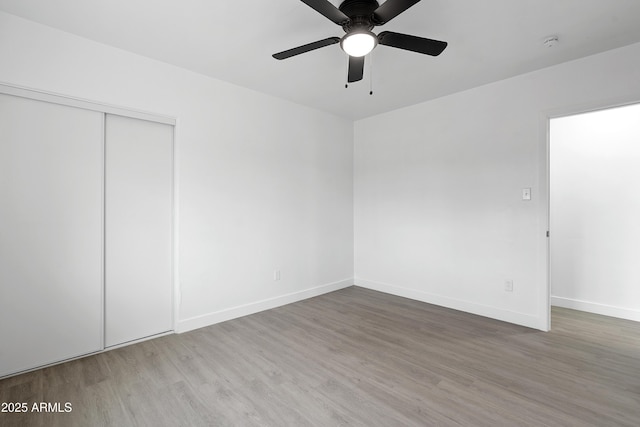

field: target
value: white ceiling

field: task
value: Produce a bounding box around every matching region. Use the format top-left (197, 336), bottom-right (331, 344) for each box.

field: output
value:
top-left (2, 0), bottom-right (640, 120)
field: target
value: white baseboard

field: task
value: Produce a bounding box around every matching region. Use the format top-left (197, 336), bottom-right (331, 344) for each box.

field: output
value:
top-left (176, 278), bottom-right (354, 333)
top-left (355, 278), bottom-right (545, 330)
top-left (551, 296), bottom-right (640, 322)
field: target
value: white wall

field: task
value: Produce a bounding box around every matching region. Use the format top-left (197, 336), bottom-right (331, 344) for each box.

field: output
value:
top-left (0, 11), bottom-right (354, 333)
top-left (550, 104), bottom-right (640, 322)
top-left (354, 41), bottom-right (640, 330)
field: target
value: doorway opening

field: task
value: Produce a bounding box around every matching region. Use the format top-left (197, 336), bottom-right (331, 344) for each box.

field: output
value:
top-left (548, 102), bottom-right (640, 327)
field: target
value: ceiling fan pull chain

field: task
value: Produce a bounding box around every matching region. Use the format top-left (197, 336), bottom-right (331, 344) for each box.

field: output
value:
top-left (345, 53), bottom-right (350, 88)
top-left (369, 51), bottom-right (374, 95)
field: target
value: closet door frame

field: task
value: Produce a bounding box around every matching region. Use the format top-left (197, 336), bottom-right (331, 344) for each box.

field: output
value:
top-left (0, 82), bottom-right (178, 370)
top-left (0, 84), bottom-right (176, 125)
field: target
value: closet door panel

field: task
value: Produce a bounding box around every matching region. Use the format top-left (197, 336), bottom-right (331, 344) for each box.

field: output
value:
top-left (0, 94), bottom-right (104, 377)
top-left (105, 115), bottom-right (173, 347)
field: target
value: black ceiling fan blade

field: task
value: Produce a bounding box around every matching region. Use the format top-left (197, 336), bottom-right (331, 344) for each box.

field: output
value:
top-left (378, 31), bottom-right (447, 56)
top-left (273, 37), bottom-right (341, 60)
top-left (348, 55), bottom-right (365, 83)
top-left (373, 0), bottom-right (421, 25)
top-left (300, 0), bottom-right (350, 25)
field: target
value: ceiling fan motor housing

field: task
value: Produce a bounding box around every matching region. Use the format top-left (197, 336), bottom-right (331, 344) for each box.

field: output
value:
top-left (339, 0), bottom-right (379, 33)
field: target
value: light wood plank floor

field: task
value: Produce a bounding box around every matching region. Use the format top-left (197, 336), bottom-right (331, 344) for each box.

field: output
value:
top-left (1, 286), bottom-right (639, 426)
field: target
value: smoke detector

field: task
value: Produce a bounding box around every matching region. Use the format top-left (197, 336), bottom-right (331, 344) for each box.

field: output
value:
top-left (544, 36), bottom-right (559, 48)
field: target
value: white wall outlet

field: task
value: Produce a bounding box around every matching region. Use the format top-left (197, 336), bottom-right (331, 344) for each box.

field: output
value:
top-left (505, 280), bottom-right (514, 292)
top-left (273, 270), bottom-right (281, 281)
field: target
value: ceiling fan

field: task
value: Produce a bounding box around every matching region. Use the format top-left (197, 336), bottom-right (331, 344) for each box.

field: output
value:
top-left (273, 0), bottom-right (448, 83)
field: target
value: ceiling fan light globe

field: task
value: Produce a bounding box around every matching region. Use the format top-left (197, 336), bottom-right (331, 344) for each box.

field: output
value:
top-left (341, 31), bottom-right (377, 57)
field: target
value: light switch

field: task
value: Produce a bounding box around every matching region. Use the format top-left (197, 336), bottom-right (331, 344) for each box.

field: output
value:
top-left (522, 188), bottom-right (531, 201)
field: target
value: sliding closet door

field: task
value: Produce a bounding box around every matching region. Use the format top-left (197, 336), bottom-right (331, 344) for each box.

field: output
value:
top-left (0, 94), bottom-right (104, 377)
top-left (105, 115), bottom-right (173, 347)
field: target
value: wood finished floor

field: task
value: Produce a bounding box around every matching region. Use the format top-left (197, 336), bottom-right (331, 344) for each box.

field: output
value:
top-left (1, 286), bottom-right (639, 426)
